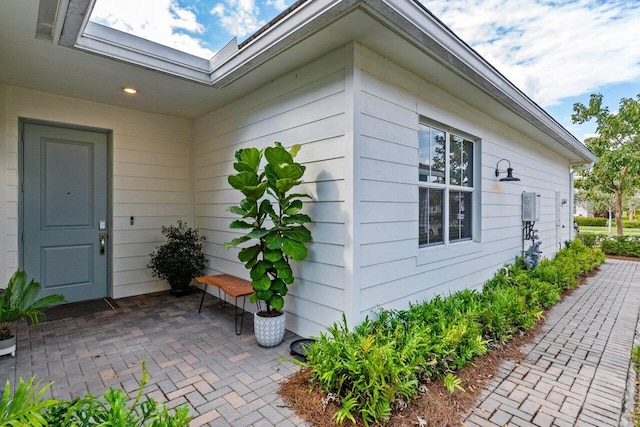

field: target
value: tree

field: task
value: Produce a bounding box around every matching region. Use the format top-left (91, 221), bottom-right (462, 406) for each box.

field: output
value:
top-left (572, 93), bottom-right (640, 235)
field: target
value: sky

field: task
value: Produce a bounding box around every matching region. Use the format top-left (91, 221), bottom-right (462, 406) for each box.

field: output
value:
top-left (89, 0), bottom-right (640, 141)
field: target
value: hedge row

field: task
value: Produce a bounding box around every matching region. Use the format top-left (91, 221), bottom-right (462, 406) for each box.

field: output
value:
top-left (575, 217), bottom-right (640, 228)
top-left (578, 233), bottom-right (640, 258)
top-left (305, 240), bottom-right (605, 426)
top-left (575, 217), bottom-right (608, 226)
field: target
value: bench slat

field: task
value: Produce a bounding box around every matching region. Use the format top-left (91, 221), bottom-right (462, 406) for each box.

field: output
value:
top-left (195, 274), bottom-right (254, 299)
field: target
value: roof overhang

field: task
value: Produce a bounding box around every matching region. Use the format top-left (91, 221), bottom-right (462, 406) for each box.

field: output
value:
top-left (36, 0), bottom-right (596, 164)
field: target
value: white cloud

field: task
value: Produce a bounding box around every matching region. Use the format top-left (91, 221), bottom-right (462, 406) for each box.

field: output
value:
top-left (421, 0), bottom-right (640, 107)
top-left (266, 0), bottom-right (293, 10)
top-left (90, 0), bottom-right (215, 58)
top-left (211, 0), bottom-right (265, 39)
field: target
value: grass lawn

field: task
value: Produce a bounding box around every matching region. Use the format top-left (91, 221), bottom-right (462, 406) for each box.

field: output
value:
top-left (579, 226), bottom-right (640, 236)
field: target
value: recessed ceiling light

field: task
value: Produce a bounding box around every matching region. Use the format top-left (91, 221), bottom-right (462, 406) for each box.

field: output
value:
top-left (122, 87), bottom-right (137, 94)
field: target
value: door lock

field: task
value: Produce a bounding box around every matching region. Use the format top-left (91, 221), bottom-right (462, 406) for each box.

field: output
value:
top-left (99, 233), bottom-right (106, 255)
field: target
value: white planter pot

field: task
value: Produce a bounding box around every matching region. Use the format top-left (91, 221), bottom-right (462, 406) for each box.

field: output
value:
top-left (254, 311), bottom-right (286, 347)
top-left (0, 335), bottom-right (16, 357)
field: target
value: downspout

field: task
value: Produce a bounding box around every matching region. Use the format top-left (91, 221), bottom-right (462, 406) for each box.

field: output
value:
top-left (569, 162), bottom-right (594, 240)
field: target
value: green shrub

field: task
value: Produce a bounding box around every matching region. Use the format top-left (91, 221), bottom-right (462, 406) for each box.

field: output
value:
top-left (600, 236), bottom-right (640, 257)
top-left (305, 239), bottom-right (605, 425)
top-left (0, 377), bottom-right (59, 426)
top-left (574, 217), bottom-right (607, 226)
top-left (574, 216), bottom-right (640, 229)
top-left (44, 361), bottom-right (191, 427)
top-left (576, 232), bottom-right (603, 248)
top-left (0, 361), bottom-right (193, 427)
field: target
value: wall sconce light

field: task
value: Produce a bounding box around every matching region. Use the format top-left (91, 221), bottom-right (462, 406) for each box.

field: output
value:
top-left (495, 159), bottom-right (520, 182)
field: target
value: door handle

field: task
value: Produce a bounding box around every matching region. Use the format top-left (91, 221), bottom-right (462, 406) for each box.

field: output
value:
top-left (99, 233), bottom-right (106, 255)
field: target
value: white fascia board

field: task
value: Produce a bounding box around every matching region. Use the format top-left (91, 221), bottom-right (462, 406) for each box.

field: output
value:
top-left (363, 0), bottom-right (596, 164)
top-left (77, 22), bottom-right (214, 83)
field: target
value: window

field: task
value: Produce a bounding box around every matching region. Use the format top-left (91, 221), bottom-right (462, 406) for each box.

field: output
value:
top-left (418, 121), bottom-right (475, 247)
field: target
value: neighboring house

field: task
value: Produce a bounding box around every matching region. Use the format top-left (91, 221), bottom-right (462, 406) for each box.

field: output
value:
top-left (0, 0), bottom-right (596, 338)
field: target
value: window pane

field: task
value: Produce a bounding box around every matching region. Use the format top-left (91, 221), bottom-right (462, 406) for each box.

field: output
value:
top-left (449, 134), bottom-right (473, 187)
top-left (419, 187), bottom-right (444, 246)
top-left (449, 191), bottom-right (472, 241)
top-left (419, 125), bottom-right (445, 183)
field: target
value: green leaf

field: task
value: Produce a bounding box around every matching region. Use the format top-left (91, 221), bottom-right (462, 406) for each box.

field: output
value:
top-left (233, 161), bottom-right (255, 173)
top-left (276, 178), bottom-right (300, 194)
top-left (270, 295), bottom-right (285, 311)
top-left (252, 276), bottom-right (271, 292)
top-left (277, 265), bottom-right (294, 284)
top-left (229, 220), bottom-right (254, 229)
top-left (283, 200), bottom-right (303, 215)
top-left (274, 163), bottom-right (304, 180)
top-left (255, 290), bottom-right (273, 302)
top-left (259, 200), bottom-right (277, 220)
top-left (241, 182), bottom-right (268, 201)
top-left (247, 228), bottom-right (270, 239)
top-left (274, 258), bottom-right (288, 269)
top-left (264, 163), bottom-right (278, 186)
top-left (239, 147), bottom-right (261, 170)
top-left (265, 232), bottom-right (284, 250)
top-left (250, 260), bottom-right (272, 280)
top-left (283, 226), bottom-right (312, 243)
top-left (245, 257), bottom-right (259, 269)
top-left (289, 144), bottom-right (301, 158)
top-left (282, 238), bottom-right (308, 261)
top-left (228, 205), bottom-right (246, 216)
top-left (238, 245), bottom-right (261, 263)
top-left (223, 236), bottom-right (250, 249)
top-left (228, 171), bottom-right (259, 190)
top-left (264, 146), bottom-right (293, 165)
top-left (285, 193), bottom-right (312, 202)
top-left (283, 214), bottom-right (312, 225)
top-left (271, 279), bottom-right (288, 295)
top-left (264, 248), bottom-right (283, 262)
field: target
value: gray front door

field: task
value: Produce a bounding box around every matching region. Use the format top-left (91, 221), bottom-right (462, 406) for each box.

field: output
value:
top-left (22, 122), bottom-right (108, 303)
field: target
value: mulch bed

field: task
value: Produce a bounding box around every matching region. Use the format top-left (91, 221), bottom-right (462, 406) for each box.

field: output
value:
top-left (280, 271), bottom-right (599, 426)
top-left (280, 328), bottom-right (536, 426)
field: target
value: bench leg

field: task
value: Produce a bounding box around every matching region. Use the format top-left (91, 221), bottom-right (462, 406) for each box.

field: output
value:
top-left (235, 296), bottom-right (247, 335)
top-left (198, 284), bottom-right (207, 313)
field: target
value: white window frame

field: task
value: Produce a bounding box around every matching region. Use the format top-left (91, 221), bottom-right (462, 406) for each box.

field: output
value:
top-left (418, 118), bottom-right (480, 249)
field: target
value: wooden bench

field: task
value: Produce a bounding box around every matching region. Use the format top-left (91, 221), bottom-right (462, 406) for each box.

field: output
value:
top-left (195, 274), bottom-right (255, 335)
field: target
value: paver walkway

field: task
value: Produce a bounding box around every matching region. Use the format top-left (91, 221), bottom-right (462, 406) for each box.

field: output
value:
top-left (0, 290), bottom-right (307, 426)
top-left (1, 259), bottom-right (638, 426)
top-left (465, 258), bottom-right (640, 427)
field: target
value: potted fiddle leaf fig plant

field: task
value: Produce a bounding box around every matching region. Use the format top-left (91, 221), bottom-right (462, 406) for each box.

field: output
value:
top-left (147, 221), bottom-right (208, 296)
top-left (224, 142), bottom-right (312, 347)
top-left (0, 270), bottom-right (65, 357)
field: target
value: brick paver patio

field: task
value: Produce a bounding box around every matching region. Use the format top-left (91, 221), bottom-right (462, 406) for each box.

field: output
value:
top-left (465, 258), bottom-right (640, 427)
top-left (1, 258), bottom-right (638, 426)
top-left (0, 290), bottom-right (308, 426)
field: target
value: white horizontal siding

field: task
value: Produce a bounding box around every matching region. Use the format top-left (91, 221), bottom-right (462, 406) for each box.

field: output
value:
top-left (1, 85), bottom-right (192, 296)
top-left (355, 45), bottom-right (574, 321)
top-left (194, 48), bottom-right (349, 338)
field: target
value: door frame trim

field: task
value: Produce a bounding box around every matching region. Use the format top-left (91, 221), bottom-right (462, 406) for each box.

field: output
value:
top-left (18, 118), bottom-right (113, 298)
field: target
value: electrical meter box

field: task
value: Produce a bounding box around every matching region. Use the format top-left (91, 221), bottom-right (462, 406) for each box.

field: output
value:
top-left (522, 192), bottom-right (539, 222)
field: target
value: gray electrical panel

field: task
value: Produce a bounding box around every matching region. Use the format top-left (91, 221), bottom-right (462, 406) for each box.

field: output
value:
top-left (522, 192), bottom-right (539, 222)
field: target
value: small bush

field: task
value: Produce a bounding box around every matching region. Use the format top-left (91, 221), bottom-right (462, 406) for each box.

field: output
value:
top-left (576, 233), bottom-right (604, 248)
